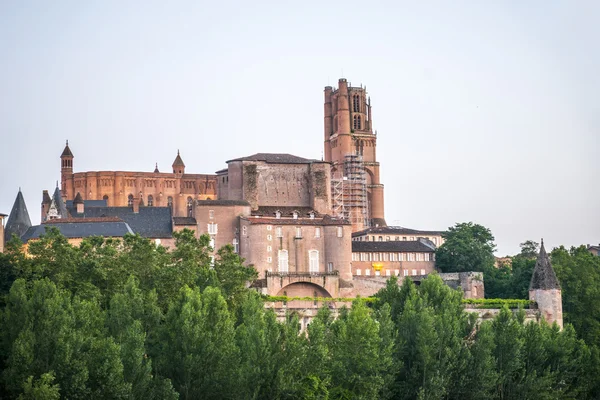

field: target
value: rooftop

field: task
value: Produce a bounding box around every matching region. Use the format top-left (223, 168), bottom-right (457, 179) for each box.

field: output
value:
top-left (352, 240), bottom-right (436, 253)
top-left (226, 153), bottom-right (323, 164)
top-left (352, 225), bottom-right (445, 237)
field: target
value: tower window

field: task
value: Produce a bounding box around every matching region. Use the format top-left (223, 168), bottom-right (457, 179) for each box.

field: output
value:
top-left (128, 194), bottom-right (134, 207)
top-left (148, 195), bottom-right (153, 207)
top-left (353, 115), bottom-right (362, 130)
top-left (167, 196), bottom-right (173, 208)
top-left (353, 94), bottom-right (360, 112)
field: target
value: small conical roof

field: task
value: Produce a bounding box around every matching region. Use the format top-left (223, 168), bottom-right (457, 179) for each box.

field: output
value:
top-left (73, 192), bottom-right (84, 205)
top-left (61, 140), bottom-right (74, 157)
top-left (5, 189), bottom-right (32, 241)
top-left (172, 150), bottom-right (185, 168)
top-left (529, 240), bottom-right (561, 290)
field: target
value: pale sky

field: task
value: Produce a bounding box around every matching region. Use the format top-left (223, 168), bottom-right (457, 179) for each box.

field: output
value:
top-left (1, 1), bottom-right (598, 255)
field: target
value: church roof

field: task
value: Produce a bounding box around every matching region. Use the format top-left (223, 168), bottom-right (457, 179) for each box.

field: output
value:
top-left (172, 150), bottom-right (185, 167)
top-left (5, 189), bottom-right (32, 241)
top-left (352, 240), bottom-right (436, 253)
top-left (61, 141), bottom-right (74, 157)
top-left (21, 221), bottom-right (134, 243)
top-left (352, 226), bottom-right (445, 237)
top-left (51, 187), bottom-right (69, 218)
top-left (529, 241), bottom-right (561, 290)
top-left (226, 153), bottom-right (322, 164)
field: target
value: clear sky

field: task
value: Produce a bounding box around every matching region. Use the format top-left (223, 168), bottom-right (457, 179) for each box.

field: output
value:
top-left (1, 1), bottom-right (598, 255)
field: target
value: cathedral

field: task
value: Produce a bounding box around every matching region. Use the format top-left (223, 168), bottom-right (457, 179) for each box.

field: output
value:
top-left (0, 78), bottom-right (563, 329)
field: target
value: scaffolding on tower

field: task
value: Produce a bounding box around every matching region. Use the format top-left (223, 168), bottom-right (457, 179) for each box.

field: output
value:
top-left (330, 155), bottom-right (370, 230)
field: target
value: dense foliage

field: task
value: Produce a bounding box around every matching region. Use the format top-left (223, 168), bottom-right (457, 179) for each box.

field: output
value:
top-left (0, 227), bottom-right (599, 399)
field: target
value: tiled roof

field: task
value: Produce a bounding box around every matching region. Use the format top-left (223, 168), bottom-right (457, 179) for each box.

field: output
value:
top-left (67, 206), bottom-right (173, 238)
top-left (242, 215), bottom-right (350, 226)
top-left (251, 206), bottom-right (320, 218)
top-left (226, 153), bottom-right (322, 164)
top-left (5, 190), bottom-right (32, 241)
top-left (61, 142), bottom-right (73, 157)
top-left (43, 217), bottom-right (123, 224)
top-left (21, 221), bottom-right (134, 243)
top-left (51, 187), bottom-right (69, 218)
top-left (352, 225), bottom-right (445, 237)
top-left (196, 199), bottom-right (251, 207)
top-left (352, 240), bottom-right (436, 253)
top-left (215, 168), bottom-right (228, 174)
top-left (530, 241), bottom-right (561, 290)
top-left (173, 217), bottom-right (197, 225)
top-left (172, 150), bottom-right (185, 167)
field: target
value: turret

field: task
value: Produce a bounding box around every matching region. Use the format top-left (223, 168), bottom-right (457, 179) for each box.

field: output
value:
top-left (5, 189), bottom-right (32, 242)
top-left (529, 239), bottom-right (563, 329)
top-left (41, 190), bottom-right (51, 221)
top-left (60, 140), bottom-right (74, 199)
top-left (172, 150), bottom-right (185, 177)
top-left (336, 78), bottom-right (351, 135)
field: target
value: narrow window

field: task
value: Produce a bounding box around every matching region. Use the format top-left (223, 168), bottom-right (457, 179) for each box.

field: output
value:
top-left (275, 210), bottom-right (281, 219)
top-left (365, 269), bottom-right (371, 276)
top-left (386, 236), bottom-right (390, 241)
top-left (209, 210), bottom-right (214, 220)
top-left (292, 211), bottom-right (298, 219)
top-left (309, 212), bottom-right (315, 219)
top-left (337, 226), bottom-right (343, 238)
top-left (278, 250), bottom-right (289, 273)
top-left (148, 195), bottom-right (153, 207)
top-left (395, 269), bottom-right (400, 276)
top-left (296, 227), bottom-right (302, 238)
top-left (421, 269), bottom-right (426, 275)
top-left (379, 236), bottom-right (383, 241)
top-left (167, 196), bottom-right (173, 208)
top-left (327, 262), bottom-right (333, 273)
top-left (404, 270), bottom-right (409, 277)
top-left (103, 194), bottom-right (109, 203)
top-left (267, 245), bottom-right (272, 252)
top-left (276, 226), bottom-right (283, 238)
top-left (232, 238), bottom-right (239, 253)
top-left (187, 197), bottom-right (193, 217)
top-left (309, 250), bottom-right (319, 273)
top-left (267, 234), bottom-right (272, 241)
top-left (315, 227), bottom-right (321, 238)
top-left (412, 269), bottom-right (417, 276)
top-left (208, 223), bottom-right (218, 235)
top-left (356, 269), bottom-right (362, 276)
top-left (128, 194), bottom-right (134, 207)
top-left (242, 226), bottom-right (247, 236)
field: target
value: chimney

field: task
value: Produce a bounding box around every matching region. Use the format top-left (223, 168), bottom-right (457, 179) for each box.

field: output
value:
top-left (73, 192), bottom-right (84, 214)
top-left (133, 197), bottom-right (140, 213)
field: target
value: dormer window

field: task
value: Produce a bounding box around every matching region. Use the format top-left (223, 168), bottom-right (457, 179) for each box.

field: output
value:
top-left (309, 212), bottom-right (315, 219)
top-left (275, 210), bottom-right (281, 219)
top-left (292, 211), bottom-right (298, 220)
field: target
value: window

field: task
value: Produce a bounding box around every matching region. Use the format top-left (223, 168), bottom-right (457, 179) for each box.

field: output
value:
top-left (352, 253), bottom-right (358, 261)
top-left (309, 250), bottom-right (319, 272)
top-left (360, 253), bottom-right (366, 261)
top-left (327, 262), bottom-right (333, 272)
top-left (383, 253), bottom-right (389, 261)
top-left (266, 225), bottom-right (272, 231)
top-left (421, 269), bottom-right (426, 275)
top-left (379, 236), bottom-right (383, 241)
top-left (375, 270), bottom-right (381, 276)
top-left (404, 270), bottom-right (409, 276)
top-left (395, 236), bottom-right (399, 241)
top-left (373, 253), bottom-right (379, 262)
top-left (425, 253), bottom-right (431, 261)
top-left (276, 226), bottom-right (282, 238)
top-left (394, 269), bottom-right (400, 276)
top-left (292, 211), bottom-right (298, 219)
top-left (275, 210), bottom-right (281, 219)
top-left (267, 245), bottom-right (272, 252)
top-left (365, 269), bottom-right (371, 276)
top-left (209, 237), bottom-right (215, 249)
top-left (208, 223), bottom-right (218, 235)
top-left (403, 237), bottom-right (407, 241)
top-left (128, 194), bottom-right (134, 207)
top-left (167, 196), bottom-right (173, 208)
top-left (337, 226), bottom-right (343, 238)
top-left (353, 94), bottom-right (360, 112)
top-left (242, 226), bottom-right (247, 236)
top-left (315, 227), bottom-right (321, 238)
top-left (209, 210), bottom-right (214, 220)
top-left (232, 238), bottom-right (238, 253)
top-left (103, 194), bottom-right (109, 202)
top-left (386, 236), bottom-right (390, 241)
top-left (296, 227), bottom-right (302, 238)
top-left (187, 197), bottom-right (193, 217)
top-left (309, 212), bottom-right (315, 219)
top-left (412, 269), bottom-right (417, 276)
top-left (147, 195), bottom-right (153, 207)
top-left (386, 270), bottom-right (391, 276)
top-left (400, 253), bottom-right (406, 261)
top-left (391, 253), bottom-right (397, 261)
top-left (267, 257), bottom-right (272, 263)
top-left (356, 269), bottom-right (362, 276)
top-left (278, 250), bottom-right (289, 272)
top-left (417, 253), bottom-right (424, 261)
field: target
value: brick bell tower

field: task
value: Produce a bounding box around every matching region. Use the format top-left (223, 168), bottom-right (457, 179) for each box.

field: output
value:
top-left (324, 78), bottom-right (386, 228)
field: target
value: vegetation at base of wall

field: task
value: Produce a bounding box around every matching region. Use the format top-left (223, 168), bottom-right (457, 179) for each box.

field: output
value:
top-left (261, 295), bottom-right (378, 303)
top-left (462, 298), bottom-right (535, 309)
top-left (1, 228), bottom-right (600, 399)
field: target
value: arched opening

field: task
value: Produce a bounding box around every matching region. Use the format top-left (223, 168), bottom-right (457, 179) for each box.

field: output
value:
top-left (148, 195), bottom-right (154, 207)
top-left (127, 194), bottom-right (134, 207)
top-left (276, 282), bottom-right (332, 299)
top-left (187, 196), bottom-right (193, 217)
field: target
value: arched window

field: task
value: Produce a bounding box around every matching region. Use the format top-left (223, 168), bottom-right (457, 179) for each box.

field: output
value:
top-left (353, 115), bottom-right (358, 130)
top-left (353, 94), bottom-right (360, 112)
top-left (309, 250), bottom-right (319, 273)
top-left (128, 194), bottom-right (134, 207)
top-left (167, 196), bottom-right (173, 208)
top-left (148, 195), bottom-right (153, 207)
top-left (187, 197), bottom-right (193, 217)
top-left (278, 250), bottom-right (289, 273)
top-left (102, 194), bottom-right (108, 205)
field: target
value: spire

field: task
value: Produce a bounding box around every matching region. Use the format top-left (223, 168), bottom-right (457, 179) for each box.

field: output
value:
top-left (5, 190), bottom-right (32, 240)
top-left (47, 186), bottom-right (69, 220)
top-left (61, 140), bottom-right (74, 158)
top-left (154, 163), bottom-right (159, 173)
top-left (172, 150), bottom-right (185, 167)
top-left (529, 239), bottom-right (561, 290)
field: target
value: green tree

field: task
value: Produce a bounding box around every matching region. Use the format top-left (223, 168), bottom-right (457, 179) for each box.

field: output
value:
top-left (213, 244), bottom-right (258, 308)
top-left (519, 240), bottom-right (539, 259)
top-left (436, 222), bottom-right (496, 273)
top-left (18, 372), bottom-right (60, 400)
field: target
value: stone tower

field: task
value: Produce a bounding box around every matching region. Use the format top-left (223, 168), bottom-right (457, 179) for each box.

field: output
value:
top-left (0, 213), bottom-right (7, 253)
top-left (324, 78), bottom-right (386, 229)
top-left (60, 140), bottom-right (74, 200)
top-left (529, 240), bottom-right (563, 329)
